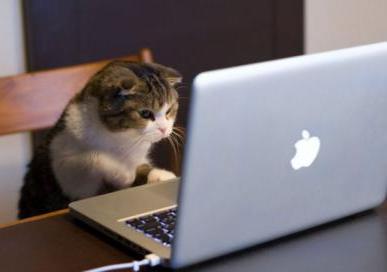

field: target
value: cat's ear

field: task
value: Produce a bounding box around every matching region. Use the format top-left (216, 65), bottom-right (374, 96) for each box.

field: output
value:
top-left (164, 68), bottom-right (182, 87)
top-left (150, 63), bottom-right (182, 87)
top-left (118, 79), bottom-right (137, 96)
top-left (117, 88), bottom-right (135, 96)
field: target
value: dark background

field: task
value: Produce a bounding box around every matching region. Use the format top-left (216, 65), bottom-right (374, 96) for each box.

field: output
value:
top-left (23, 0), bottom-right (304, 173)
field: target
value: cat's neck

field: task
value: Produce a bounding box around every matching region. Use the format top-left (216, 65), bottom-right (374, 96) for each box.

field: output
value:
top-left (63, 98), bottom-right (152, 162)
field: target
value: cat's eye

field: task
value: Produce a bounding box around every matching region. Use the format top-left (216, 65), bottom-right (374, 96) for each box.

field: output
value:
top-left (139, 109), bottom-right (154, 120)
top-left (166, 105), bottom-right (176, 116)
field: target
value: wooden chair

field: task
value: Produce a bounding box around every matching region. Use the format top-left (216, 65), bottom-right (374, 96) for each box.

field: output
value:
top-left (0, 48), bottom-right (153, 135)
top-left (0, 46), bottom-right (180, 191)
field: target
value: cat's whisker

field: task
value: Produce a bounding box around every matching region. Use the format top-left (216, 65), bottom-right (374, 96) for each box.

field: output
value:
top-left (174, 130), bottom-right (184, 139)
top-left (176, 83), bottom-right (188, 89)
top-left (174, 125), bottom-right (185, 130)
top-left (125, 136), bottom-right (144, 152)
top-left (173, 130), bottom-right (185, 138)
top-left (173, 127), bottom-right (185, 135)
top-left (120, 136), bottom-right (148, 157)
top-left (170, 137), bottom-right (181, 162)
top-left (171, 131), bottom-right (183, 140)
top-left (171, 131), bottom-right (184, 144)
top-left (172, 131), bottom-right (185, 142)
top-left (167, 136), bottom-right (178, 163)
top-left (172, 134), bottom-right (184, 153)
top-left (170, 133), bottom-right (181, 147)
top-left (168, 131), bottom-right (181, 147)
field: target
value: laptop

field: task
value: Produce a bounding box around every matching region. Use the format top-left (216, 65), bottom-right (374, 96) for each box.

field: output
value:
top-left (70, 42), bottom-right (387, 269)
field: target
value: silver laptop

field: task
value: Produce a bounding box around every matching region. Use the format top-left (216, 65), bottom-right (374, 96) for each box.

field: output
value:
top-left (70, 42), bottom-right (387, 269)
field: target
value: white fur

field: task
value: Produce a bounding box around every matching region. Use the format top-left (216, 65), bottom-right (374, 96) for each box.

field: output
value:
top-left (51, 98), bottom-right (175, 200)
top-left (147, 168), bottom-right (177, 184)
top-left (143, 103), bottom-right (174, 141)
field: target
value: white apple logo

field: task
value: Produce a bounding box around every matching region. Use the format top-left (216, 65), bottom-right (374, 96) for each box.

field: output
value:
top-left (290, 130), bottom-right (321, 170)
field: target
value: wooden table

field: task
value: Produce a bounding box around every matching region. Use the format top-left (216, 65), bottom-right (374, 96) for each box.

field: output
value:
top-left (1, 201), bottom-right (387, 272)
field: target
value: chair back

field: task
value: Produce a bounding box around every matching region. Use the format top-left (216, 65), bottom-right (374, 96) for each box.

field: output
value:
top-left (0, 49), bottom-right (153, 135)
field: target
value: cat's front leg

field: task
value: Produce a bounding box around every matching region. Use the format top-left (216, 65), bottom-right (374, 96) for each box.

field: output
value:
top-left (53, 151), bottom-right (135, 199)
top-left (147, 168), bottom-right (177, 184)
top-left (97, 154), bottom-right (136, 189)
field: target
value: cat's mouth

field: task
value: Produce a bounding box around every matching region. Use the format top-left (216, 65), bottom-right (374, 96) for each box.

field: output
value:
top-left (157, 131), bottom-right (172, 141)
top-left (141, 131), bottom-right (166, 143)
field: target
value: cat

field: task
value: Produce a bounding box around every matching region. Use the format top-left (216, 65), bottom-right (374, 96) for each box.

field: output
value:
top-left (18, 61), bottom-right (182, 219)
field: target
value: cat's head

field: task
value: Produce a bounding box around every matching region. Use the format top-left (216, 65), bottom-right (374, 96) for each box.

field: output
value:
top-left (80, 61), bottom-right (182, 143)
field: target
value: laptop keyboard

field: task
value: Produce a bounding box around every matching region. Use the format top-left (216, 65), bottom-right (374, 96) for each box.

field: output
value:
top-left (125, 208), bottom-right (176, 247)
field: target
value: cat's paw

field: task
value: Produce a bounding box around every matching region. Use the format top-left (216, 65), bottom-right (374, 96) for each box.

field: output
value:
top-left (147, 169), bottom-right (176, 184)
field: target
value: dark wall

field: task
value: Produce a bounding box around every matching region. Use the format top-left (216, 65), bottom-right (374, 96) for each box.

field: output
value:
top-left (24, 0), bottom-right (303, 74)
top-left (23, 0), bottom-right (304, 172)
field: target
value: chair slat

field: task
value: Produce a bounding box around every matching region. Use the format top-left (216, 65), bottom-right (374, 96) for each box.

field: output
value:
top-left (0, 50), bottom-right (152, 135)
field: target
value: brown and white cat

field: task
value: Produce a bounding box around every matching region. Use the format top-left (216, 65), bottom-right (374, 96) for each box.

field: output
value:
top-left (18, 61), bottom-right (182, 219)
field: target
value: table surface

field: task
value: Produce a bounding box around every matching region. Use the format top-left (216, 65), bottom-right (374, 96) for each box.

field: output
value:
top-left (1, 201), bottom-right (387, 272)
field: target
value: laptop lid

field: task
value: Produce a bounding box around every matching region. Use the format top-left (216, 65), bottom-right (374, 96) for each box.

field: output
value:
top-left (171, 42), bottom-right (387, 268)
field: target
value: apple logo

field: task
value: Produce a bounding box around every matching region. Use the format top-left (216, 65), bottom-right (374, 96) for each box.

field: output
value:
top-left (290, 130), bottom-right (321, 170)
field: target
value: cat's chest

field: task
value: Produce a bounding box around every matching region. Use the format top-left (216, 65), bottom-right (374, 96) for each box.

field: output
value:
top-left (105, 143), bottom-right (149, 165)
top-left (52, 131), bottom-right (150, 168)
top-left (92, 134), bottom-right (149, 163)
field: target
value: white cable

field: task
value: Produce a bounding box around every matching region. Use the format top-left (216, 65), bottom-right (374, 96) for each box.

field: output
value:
top-left (83, 254), bottom-right (162, 272)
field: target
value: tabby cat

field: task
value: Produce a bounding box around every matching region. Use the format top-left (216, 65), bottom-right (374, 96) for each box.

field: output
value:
top-left (18, 61), bottom-right (182, 219)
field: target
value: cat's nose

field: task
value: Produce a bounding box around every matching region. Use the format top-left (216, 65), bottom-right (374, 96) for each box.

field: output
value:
top-left (158, 127), bottom-right (167, 134)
